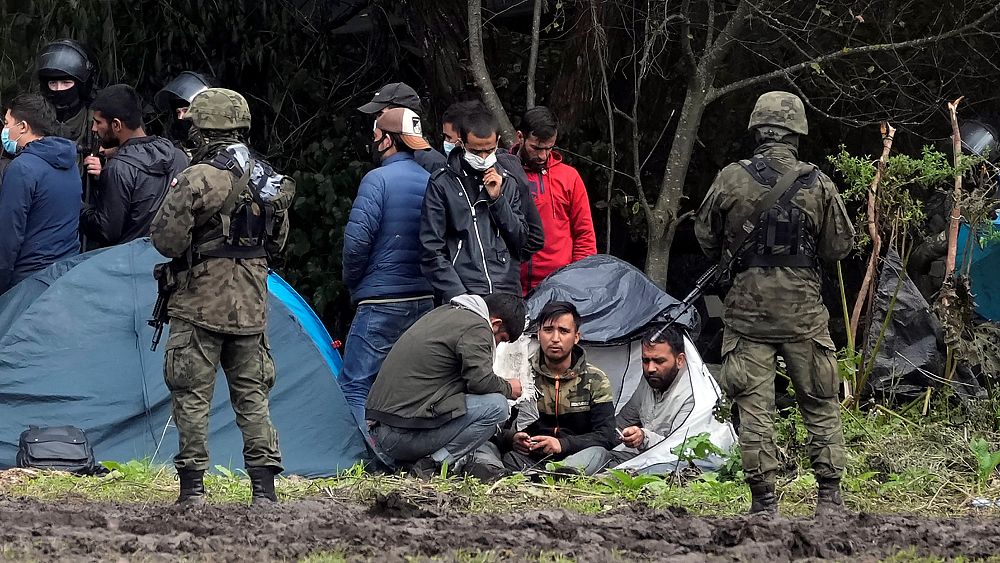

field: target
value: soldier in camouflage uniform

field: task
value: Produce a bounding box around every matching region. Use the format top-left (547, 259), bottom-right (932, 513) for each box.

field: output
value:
top-left (477, 301), bottom-right (617, 475)
top-left (694, 91), bottom-right (855, 517)
top-left (150, 88), bottom-right (292, 505)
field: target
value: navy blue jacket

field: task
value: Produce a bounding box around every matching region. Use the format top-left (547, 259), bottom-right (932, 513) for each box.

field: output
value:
top-left (0, 136), bottom-right (82, 294)
top-left (343, 152), bottom-right (433, 303)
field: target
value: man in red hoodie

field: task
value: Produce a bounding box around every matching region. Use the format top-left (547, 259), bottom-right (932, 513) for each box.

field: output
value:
top-left (514, 107), bottom-right (597, 294)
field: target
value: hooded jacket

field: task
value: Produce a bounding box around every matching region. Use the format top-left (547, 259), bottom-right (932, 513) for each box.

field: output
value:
top-left (419, 148), bottom-right (528, 301)
top-left (365, 295), bottom-right (516, 429)
top-left (343, 152), bottom-right (433, 303)
top-left (0, 136), bottom-right (82, 293)
top-left (81, 135), bottom-right (188, 248)
top-left (501, 345), bottom-right (617, 456)
top-left (514, 149), bottom-right (597, 294)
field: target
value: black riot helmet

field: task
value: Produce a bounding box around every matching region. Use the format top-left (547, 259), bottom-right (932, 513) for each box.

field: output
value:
top-left (154, 71), bottom-right (211, 113)
top-left (36, 39), bottom-right (94, 84)
top-left (961, 120), bottom-right (1000, 163)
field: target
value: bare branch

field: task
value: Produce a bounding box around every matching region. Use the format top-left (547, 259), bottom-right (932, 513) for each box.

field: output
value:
top-left (526, 0), bottom-right (543, 109)
top-left (467, 0), bottom-right (516, 143)
top-left (709, 4), bottom-right (1000, 101)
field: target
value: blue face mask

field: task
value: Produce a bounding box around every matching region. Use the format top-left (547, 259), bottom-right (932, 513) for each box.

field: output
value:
top-left (1, 124), bottom-right (22, 154)
top-left (443, 140), bottom-right (457, 156)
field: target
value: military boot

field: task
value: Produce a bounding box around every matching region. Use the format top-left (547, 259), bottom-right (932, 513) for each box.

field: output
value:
top-left (176, 469), bottom-right (206, 506)
top-left (815, 477), bottom-right (845, 517)
top-left (247, 466), bottom-right (278, 505)
top-left (748, 481), bottom-right (778, 516)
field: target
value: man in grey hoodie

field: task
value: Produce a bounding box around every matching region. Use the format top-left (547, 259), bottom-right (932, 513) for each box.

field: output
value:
top-left (366, 292), bottom-right (525, 477)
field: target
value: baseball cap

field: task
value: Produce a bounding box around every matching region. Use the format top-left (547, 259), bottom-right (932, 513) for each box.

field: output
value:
top-left (375, 107), bottom-right (431, 150)
top-left (358, 82), bottom-right (423, 114)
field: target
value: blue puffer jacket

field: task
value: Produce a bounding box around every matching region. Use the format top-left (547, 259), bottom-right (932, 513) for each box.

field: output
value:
top-left (343, 152), bottom-right (433, 303)
top-left (0, 136), bottom-right (82, 294)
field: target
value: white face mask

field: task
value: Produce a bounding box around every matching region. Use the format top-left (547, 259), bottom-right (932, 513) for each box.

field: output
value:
top-left (463, 150), bottom-right (497, 172)
top-left (443, 140), bottom-right (457, 156)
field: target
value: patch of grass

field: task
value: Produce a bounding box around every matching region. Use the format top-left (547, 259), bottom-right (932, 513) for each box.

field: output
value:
top-left (298, 551), bottom-right (348, 563)
top-left (881, 547), bottom-right (1000, 563)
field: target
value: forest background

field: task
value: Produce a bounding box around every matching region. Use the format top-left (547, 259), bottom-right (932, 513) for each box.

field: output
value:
top-left (1, 0), bottom-right (999, 347)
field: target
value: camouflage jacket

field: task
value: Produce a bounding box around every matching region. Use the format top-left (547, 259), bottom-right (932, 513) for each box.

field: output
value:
top-left (149, 143), bottom-right (284, 335)
top-left (512, 345), bottom-right (617, 456)
top-left (694, 143), bottom-right (855, 342)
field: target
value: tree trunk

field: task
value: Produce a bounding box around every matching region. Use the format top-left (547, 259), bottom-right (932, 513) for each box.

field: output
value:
top-left (645, 75), bottom-right (711, 287)
top-left (467, 0), bottom-right (516, 144)
top-left (526, 0), bottom-right (542, 109)
top-left (405, 0), bottom-right (468, 118)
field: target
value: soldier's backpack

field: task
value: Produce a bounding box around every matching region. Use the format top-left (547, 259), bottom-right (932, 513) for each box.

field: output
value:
top-left (193, 144), bottom-right (296, 263)
top-left (735, 154), bottom-right (820, 270)
top-left (16, 425), bottom-right (99, 475)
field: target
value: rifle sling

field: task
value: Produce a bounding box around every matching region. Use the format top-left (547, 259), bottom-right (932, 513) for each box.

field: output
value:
top-left (720, 162), bottom-right (813, 273)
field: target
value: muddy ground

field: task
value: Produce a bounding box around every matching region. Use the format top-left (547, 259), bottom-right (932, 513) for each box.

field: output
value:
top-left (2, 493), bottom-right (998, 562)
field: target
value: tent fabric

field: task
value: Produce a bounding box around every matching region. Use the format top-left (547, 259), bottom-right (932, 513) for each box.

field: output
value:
top-left (503, 255), bottom-right (735, 473)
top-left (526, 254), bottom-right (698, 344)
top-left (0, 238), bottom-right (369, 477)
top-left (958, 221), bottom-right (1000, 322)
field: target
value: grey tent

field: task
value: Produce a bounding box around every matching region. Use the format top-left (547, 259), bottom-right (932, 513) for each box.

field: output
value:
top-left (0, 239), bottom-right (369, 476)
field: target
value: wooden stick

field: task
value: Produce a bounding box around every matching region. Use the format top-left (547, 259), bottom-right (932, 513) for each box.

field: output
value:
top-left (944, 97), bottom-right (965, 280)
top-left (850, 122), bottom-right (897, 343)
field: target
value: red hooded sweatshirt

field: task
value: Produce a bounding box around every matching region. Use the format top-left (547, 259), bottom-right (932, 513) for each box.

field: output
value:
top-left (515, 148), bottom-right (597, 294)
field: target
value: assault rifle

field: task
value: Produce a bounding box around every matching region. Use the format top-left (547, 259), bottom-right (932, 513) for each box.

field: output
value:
top-left (148, 262), bottom-right (179, 351)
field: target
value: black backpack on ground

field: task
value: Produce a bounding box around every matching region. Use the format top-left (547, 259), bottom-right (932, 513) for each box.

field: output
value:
top-left (16, 425), bottom-right (99, 475)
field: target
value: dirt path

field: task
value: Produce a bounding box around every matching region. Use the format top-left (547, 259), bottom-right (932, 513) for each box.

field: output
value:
top-left (1, 494), bottom-right (996, 562)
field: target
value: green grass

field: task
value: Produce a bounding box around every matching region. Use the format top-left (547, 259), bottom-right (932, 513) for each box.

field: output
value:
top-left (7, 396), bottom-right (1000, 517)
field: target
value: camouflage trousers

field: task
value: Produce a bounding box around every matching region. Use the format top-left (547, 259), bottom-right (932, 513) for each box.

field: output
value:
top-left (163, 318), bottom-right (283, 472)
top-left (719, 329), bottom-right (844, 486)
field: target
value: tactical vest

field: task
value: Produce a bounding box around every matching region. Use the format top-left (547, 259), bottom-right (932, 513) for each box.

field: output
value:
top-left (736, 155), bottom-right (819, 270)
top-left (192, 146), bottom-right (289, 263)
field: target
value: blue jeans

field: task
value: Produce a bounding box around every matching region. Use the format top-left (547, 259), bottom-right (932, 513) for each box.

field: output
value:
top-left (371, 393), bottom-right (510, 466)
top-left (340, 298), bottom-right (433, 424)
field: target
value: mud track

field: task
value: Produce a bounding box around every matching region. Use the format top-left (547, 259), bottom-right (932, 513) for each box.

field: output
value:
top-left (1, 494), bottom-right (997, 561)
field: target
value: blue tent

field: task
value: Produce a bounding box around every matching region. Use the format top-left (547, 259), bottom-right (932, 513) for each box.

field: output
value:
top-left (958, 219), bottom-right (1000, 322)
top-left (0, 239), bottom-right (369, 477)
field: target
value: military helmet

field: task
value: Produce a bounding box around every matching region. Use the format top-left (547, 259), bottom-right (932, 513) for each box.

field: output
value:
top-left (154, 71), bottom-right (211, 113)
top-left (36, 39), bottom-right (94, 83)
top-left (748, 91), bottom-right (808, 136)
top-left (185, 88), bottom-right (251, 130)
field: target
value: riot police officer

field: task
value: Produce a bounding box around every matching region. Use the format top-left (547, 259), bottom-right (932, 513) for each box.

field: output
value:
top-left (36, 39), bottom-right (96, 146)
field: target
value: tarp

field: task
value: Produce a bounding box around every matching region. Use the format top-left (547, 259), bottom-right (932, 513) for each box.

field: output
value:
top-left (498, 255), bottom-right (735, 474)
top-left (0, 239), bottom-right (369, 476)
top-left (865, 247), bottom-right (980, 400)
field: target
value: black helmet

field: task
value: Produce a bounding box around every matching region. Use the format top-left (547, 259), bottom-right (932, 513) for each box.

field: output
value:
top-left (154, 71), bottom-right (211, 113)
top-left (960, 120), bottom-right (999, 163)
top-left (36, 39), bottom-right (94, 84)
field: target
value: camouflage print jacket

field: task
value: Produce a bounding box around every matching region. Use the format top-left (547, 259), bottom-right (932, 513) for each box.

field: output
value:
top-left (149, 143), bottom-right (284, 335)
top-left (503, 345), bottom-right (617, 456)
top-left (694, 142), bottom-right (855, 342)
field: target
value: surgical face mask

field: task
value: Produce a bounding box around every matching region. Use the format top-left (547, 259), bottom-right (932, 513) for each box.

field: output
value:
top-left (2, 122), bottom-right (24, 154)
top-left (443, 140), bottom-right (457, 156)
top-left (463, 150), bottom-right (497, 172)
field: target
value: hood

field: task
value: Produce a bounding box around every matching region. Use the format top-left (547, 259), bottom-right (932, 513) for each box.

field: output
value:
top-left (450, 294), bottom-right (490, 322)
top-left (530, 344), bottom-right (588, 381)
top-left (509, 144), bottom-right (564, 172)
top-left (21, 136), bottom-right (77, 170)
top-left (114, 136), bottom-right (181, 176)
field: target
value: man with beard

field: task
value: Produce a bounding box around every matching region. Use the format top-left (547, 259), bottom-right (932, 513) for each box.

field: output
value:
top-left (562, 325), bottom-right (695, 475)
top-left (472, 301), bottom-right (615, 476)
top-left (81, 85), bottom-right (187, 248)
top-left (513, 107), bottom-right (596, 294)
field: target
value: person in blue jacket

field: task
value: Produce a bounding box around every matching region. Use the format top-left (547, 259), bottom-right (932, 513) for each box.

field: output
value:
top-left (340, 107), bottom-right (436, 424)
top-left (0, 93), bottom-right (82, 295)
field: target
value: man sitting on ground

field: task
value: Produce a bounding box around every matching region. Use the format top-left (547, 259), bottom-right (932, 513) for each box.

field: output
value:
top-left (579, 325), bottom-right (694, 474)
top-left (472, 301), bottom-right (616, 477)
top-left (365, 293), bottom-right (525, 477)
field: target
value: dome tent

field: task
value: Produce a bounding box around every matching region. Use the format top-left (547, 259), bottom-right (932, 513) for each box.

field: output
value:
top-left (497, 254), bottom-right (736, 474)
top-left (0, 239), bottom-right (369, 477)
